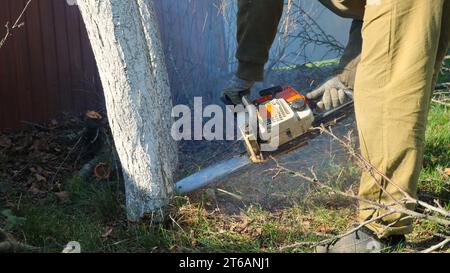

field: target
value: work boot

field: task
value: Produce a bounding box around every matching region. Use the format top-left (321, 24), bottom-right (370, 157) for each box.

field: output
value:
top-left (221, 75), bottom-right (255, 105)
top-left (315, 224), bottom-right (406, 253)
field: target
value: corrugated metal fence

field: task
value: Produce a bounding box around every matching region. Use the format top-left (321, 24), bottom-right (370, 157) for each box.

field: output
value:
top-left (0, 0), bottom-right (103, 131)
top-left (0, 0), bottom-right (227, 131)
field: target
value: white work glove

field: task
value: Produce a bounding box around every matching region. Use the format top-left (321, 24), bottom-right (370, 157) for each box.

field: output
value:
top-left (306, 76), bottom-right (353, 111)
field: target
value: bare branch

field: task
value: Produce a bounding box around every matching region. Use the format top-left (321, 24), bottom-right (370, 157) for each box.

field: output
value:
top-left (420, 237), bottom-right (450, 253)
top-left (0, 0), bottom-right (32, 50)
top-left (271, 158), bottom-right (450, 227)
top-left (316, 126), bottom-right (450, 218)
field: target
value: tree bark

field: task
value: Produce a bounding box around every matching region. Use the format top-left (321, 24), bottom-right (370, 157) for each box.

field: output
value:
top-left (77, 0), bottom-right (178, 221)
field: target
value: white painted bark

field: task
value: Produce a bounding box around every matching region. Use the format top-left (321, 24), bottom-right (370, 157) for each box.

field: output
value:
top-left (77, 0), bottom-right (178, 221)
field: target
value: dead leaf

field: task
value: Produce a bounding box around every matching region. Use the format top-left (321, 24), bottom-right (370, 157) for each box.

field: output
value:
top-left (86, 111), bottom-right (102, 120)
top-left (0, 135), bottom-right (11, 148)
top-left (55, 191), bottom-right (71, 203)
top-left (237, 217), bottom-right (249, 231)
top-left (431, 155), bottom-right (438, 164)
top-left (317, 225), bottom-right (335, 234)
top-left (444, 168), bottom-right (450, 176)
top-left (301, 220), bottom-right (311, 229)
top-left (218, 228), bottom-right (226, 234)
top-left (101, 227), bottom-right (113, 239)
top-left (251, 227), bottom-right (263, 237)
top-left (30, 139), bottom-right (49, 152)
top-left (29, 184), bottom-right (45, 195)
top-left (35, 173), bottom-right (47, 183)
top-left (233, 214), bottom-right (250, 233)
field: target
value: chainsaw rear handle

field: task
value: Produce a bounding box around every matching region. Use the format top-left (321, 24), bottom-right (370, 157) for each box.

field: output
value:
top-left (220, 89), bottom-right (252, 106)
top-left (259, 86), bottom-right (283, 98)
top-left (240, 95), bottom-right (253, 107)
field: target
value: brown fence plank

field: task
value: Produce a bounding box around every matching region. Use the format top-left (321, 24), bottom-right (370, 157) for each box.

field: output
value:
top-left (0, 3), bottom-right (9, 129)
top-left (25, 0), bottom-right (48, 123)
top-left (65, 3), bottom-right (84, 114)
top-left (5, 0), bottom-right (21, 130)
top-left (38, 0), bottom-right (60, 117)
top-left (79, 16), bottom-right (103, 112)
top-left (52, 0), bottom-right (74, 114)
top-left (10, 0), bottom-right (34, 128)
top-left (0, 0), bottom-right (16, 130)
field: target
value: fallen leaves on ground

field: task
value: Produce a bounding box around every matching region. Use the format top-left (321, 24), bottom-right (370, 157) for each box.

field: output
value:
top-left (0, 114), bottom-right (103, 203)
top-left (444, 168), bottom-right (450, 176)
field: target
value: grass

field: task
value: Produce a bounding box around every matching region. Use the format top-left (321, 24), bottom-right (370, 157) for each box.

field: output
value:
top-left (1, 178), bottom-right (355, 253)
top-left (419, 90), bottom-right (450, 199)
top-left (1, 62), bottom-right (449, 253)
top-left (272, 58), bottom-right (340, 71)
top-left (409, 100), bottom-right (450, 249)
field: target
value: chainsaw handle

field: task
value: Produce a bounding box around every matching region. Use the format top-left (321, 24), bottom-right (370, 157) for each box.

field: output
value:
top-left (259, 86), bottom-right (283, 97)
top-left (241, 95), bottom-right (253, 107)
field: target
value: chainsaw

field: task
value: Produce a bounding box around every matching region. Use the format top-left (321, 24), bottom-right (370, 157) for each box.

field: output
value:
top-left (236, 85), bottom-right (353, 163)
top-left (175, 85), bottom-right (354, 195)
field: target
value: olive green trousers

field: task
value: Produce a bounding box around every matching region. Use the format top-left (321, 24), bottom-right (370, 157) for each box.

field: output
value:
top-left (354, 0), bottom-right (450, 237)
top-left (236, 0), bottom-right (450, 238)
top-left (235, 0), bottom-right (364, 82)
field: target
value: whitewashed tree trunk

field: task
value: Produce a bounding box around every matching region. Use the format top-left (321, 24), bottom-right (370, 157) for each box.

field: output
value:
top-left (77, 0), bottom-right (178, 221)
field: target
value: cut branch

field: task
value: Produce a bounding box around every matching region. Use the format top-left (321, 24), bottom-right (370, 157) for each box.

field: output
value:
top-left (420, 237), bottom-right (450, 253)
top-left (316, 127), bottom-right (450, 219)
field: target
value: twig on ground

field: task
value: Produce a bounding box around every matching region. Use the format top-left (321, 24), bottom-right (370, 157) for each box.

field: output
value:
top-left (316, 127), bottom-right (450, 219)
top-left (50, 130), bottom-right (85, 185)
top-left (316, 212), bottom-right (395, 247)
top-left (420, 237), bottom-right (450, 253)
top-left (21, 120), bottom-right (50, 131)
top-left (279, 212), bottom-right (394, 251)
top-left (270, 156), bottom-right (450, 226)
top-left (435, 82), bottom-right (450, 90)
top-left (432, 99), bottom-right (450, 107)
top-left (279, 241), bottom-right (317, 251)
top-left (268, 123), bottom-right (450, 238)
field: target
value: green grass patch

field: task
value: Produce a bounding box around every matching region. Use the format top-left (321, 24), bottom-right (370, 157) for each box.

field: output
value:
top-left (418, 94), bottom-right (449, 201)
top-left (272, 58), bottom-right (340, 71)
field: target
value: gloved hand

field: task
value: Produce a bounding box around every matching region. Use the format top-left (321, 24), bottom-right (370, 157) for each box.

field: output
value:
top-left (221, 75), bottom-right (255, 105)
top-left (306, 76), bottom-right (353, 111)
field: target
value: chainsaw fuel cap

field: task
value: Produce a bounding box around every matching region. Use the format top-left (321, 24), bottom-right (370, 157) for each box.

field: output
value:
top-left (290, 99), bottom-right (307, 111)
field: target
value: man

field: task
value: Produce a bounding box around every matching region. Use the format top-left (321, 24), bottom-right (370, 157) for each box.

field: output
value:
top-left (222, 0), bottom-right (450, 253)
